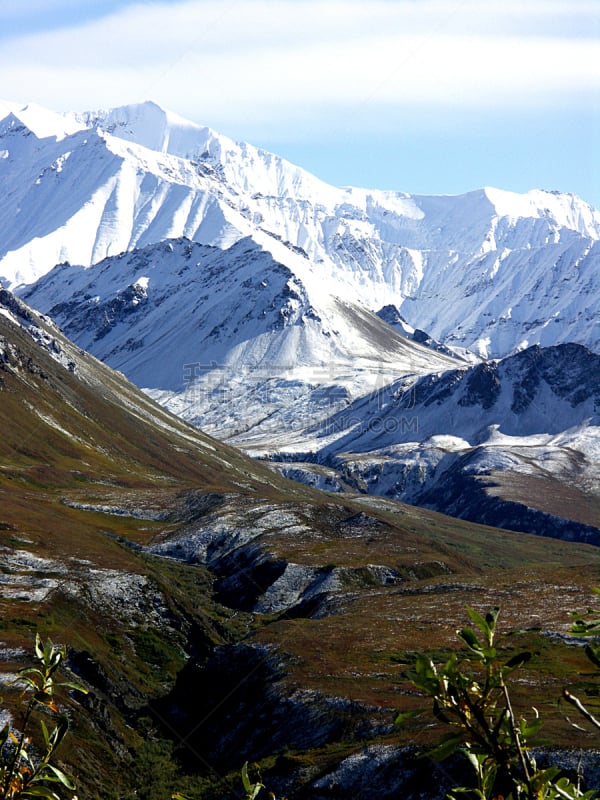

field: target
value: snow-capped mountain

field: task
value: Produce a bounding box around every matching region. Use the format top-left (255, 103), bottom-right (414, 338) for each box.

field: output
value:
top-left (20, 236), bottom-right (458, 438)
top-left (19, 232), bottom-right (600, 538)
top-left (4, 99), bottom-right (599, 539)
top-left (2, 99), bottom-right (599, 358)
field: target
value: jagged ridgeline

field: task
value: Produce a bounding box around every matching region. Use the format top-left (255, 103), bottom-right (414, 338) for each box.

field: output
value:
top-left (2, 100), bottom-right (598, 541)
top-left (1, 289), bottom-right (600, 798)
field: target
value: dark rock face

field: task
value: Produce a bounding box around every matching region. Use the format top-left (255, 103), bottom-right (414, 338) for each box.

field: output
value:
top-left (506, 343), bottom-right (600, 413)
top-left (432, 342), bottom-right (599, 417)
top-left (413, 369), bottom-right (464, 408)
top-left (409, 342), bottom-right (600, 419)
top-left (375, 305), bottom-right (460, 359)
top-left (0, 289), bottom-right (35, 323)
top-left (48, 281), bottom-right (149, 342)
top-left (315, 342), bottom-right (599, 541)
top-left (376, 304), bottom-right (407, 327)
top-left (149, 643), bottom-right (386, 773)
top-left (458, 361), bottom-right (501, 409)
top-left (214, 551), bottom-right (288, 610)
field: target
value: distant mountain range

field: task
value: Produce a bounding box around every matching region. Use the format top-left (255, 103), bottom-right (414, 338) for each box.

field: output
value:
top-left (301, 342), bottom-right (600, 539)
top-left (2, 98), bottom-right (599, 539)
top-left (2, 99), bottom-right (599, 357)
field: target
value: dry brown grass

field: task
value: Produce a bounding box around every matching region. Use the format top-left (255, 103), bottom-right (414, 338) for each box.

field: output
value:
top-left (2, 308), bottom-right (600, 790)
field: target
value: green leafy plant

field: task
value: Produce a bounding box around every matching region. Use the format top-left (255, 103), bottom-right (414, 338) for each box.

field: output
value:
top-left (406, 607), bottom-right (593, 800)
top-left (241, 761), bottom-right (264, 800)
top-left (565, 589), bottom-right (600, 732)
top-left (241, 761), bottom-right (286, 800)
top-left (0, 634), bottom-right (87, 800)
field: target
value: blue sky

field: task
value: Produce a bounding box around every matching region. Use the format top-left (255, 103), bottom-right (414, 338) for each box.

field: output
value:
top-left (0, 0), bottom-right (599, 208)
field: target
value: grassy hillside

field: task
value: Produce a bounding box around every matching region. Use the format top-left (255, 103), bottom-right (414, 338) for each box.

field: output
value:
top-left (1, 295), bottom-right (600, 798)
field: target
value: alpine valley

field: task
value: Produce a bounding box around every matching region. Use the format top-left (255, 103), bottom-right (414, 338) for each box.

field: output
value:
top-left (1, 99), bottom-right (600, 797)
top-left (3, 98), bottom-right (598, 540)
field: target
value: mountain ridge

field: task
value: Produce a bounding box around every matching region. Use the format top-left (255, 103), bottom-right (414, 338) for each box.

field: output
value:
top-left (4, 98), bottom-right (600, 541)
top-left (20, 236), bottom-right (459, 449)
top-left (301, 342), bottom-right (600, 537)
top-left (3, 99), bottom-right (599, 358)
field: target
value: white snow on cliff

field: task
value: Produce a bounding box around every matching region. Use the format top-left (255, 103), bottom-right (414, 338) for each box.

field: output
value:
top-left (2, 99), bottom-right (599, 358)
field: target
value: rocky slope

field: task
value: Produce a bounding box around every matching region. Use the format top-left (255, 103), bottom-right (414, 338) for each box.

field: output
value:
top-left (269, 343), bottom-right (600, 539)
top-left (6, 98), bottom-right (599, 545)
top-left (2, 287), bottom-right (600, 798)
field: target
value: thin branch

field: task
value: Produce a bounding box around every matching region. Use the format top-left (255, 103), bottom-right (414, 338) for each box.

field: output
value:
top-left (563, 689), bottom-right (600, 730)
top-left (501, 681), bottom-right (534, 785)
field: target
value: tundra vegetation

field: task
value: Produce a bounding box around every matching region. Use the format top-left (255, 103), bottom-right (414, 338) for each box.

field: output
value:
top-left (0, 635), bottom-right (86, 800)
top-left (407, 606), bottom-right (600, 800)
top-left (4, 606), bottom-right (600, 800)
top-left (1, 303), bottom-right (600, 798)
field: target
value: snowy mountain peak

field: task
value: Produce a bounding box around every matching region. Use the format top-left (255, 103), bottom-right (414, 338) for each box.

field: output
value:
top-left (0, 111), bottom-right (29, 139)
top-left (76, 100), bottom-right (341, 202)
top-left (0, 99), bottom-right (84, 141)
top-left (77, 100), bottom-right (218, 159)
top-left (483, 186), bottom-right (600, 238)
top-left (2, 100), bottom-right (598, 542)
top-left (2, 99), bottom-right (599, 358)
top-left (21, 234), bottom-right (457, 385)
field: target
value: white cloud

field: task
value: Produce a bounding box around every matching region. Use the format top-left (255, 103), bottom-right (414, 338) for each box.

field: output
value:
top-left (0, 0), bottom-right (598, 140)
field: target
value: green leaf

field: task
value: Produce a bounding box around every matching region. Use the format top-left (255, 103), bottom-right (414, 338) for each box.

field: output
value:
top-left (519, 715), bottom-right (542, 739)
top-left (20, 787), bottom-right (60, 800)
top-left (457, 628), bottom-right (483, 653)
top-left (16, 679), bottom-right (38, 697)
top-left (42, 763), bottom-right (76, 789)
top-left (484, 607), bottom-right (500, 629)
top-left (466, 606), bottom-right (490, 635)
top-left (585, 644), bottom-right (600, 669)
top-left (394, 708), bottom-right (423, 726)
top-left (535, 765), bottom-right (563, 783)
top-left (429, 732), bottom-right (464, 761)
top-left (241, 761), bottom-right (264, 799)
top-left (16, 667), bottom-right (44, 681)
top-left (44, 717), bottom-right (69, 753)
top-left (407, 655), bottom-right (440, 695)
top-left (481, 646), bottom-right (496, 661)
top-left (21, 747), bottom-right (35, 768)
top-left (40, 719), bottom-right (50, 749)
top-left (465, 606), bottom-right (499, 640)
top-left (57, 680), bottom-right (88, 694)
top-left (241, 761), bottom-right (252, 793)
